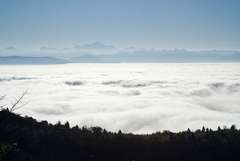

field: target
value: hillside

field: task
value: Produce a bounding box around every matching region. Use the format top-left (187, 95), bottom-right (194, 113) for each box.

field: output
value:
top-left (0, 109), bottom-right (240, 161)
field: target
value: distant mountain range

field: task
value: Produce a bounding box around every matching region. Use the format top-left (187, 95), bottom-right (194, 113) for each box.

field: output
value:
top-left (1, 50), bottom-right (240, 64)
top-left (69, 50), bottom-right (240, 63)
top-left (0, 56), bottom-right (68, 64)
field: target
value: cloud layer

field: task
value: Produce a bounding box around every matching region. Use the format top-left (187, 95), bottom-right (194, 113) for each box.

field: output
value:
top-left (0, 63), bottom-right (240, 133)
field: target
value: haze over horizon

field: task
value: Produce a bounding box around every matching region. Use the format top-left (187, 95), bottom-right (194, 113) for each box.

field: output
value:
top-left (0, 0), bottom-right (240, 53)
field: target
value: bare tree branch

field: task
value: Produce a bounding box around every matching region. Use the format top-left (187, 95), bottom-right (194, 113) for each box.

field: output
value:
top-left (10, 90), bottom-right (28, 112)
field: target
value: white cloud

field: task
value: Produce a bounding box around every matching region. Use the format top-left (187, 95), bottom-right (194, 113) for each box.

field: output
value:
top-left (0, 63), bottom-right (240, 133)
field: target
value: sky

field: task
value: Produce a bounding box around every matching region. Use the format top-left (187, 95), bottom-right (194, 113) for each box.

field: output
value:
top-left (0, 0), bottom-right (240, 51)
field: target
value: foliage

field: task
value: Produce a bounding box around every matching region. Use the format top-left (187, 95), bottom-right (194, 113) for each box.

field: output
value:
top-left (0, 109), bottom-right (240, 161)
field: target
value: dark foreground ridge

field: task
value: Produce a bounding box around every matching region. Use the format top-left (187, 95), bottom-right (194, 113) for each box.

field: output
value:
top-left (0, 109), bottom-right (240, 161)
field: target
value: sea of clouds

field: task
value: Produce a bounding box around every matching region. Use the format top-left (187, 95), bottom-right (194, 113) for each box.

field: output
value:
top-left (0, 63), bottom-right (240, 133)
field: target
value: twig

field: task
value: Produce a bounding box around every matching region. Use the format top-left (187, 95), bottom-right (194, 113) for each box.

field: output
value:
top-left (10, 90), bottom-right (28, 112)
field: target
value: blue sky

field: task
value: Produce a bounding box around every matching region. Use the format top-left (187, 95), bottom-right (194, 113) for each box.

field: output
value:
top-left (0, 0), bottom-right (240, 50)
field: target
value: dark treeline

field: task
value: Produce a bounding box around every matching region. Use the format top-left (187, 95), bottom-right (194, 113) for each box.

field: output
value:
top-left (0, 109), bottom-right (240, 161)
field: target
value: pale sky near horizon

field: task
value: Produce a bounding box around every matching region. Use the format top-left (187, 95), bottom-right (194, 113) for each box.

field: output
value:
top-left (0, 0), bottom-right (240, 51)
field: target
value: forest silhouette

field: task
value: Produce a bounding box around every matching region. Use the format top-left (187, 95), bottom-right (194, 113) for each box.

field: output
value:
top-left (0, 109), bottom-right (240, 161)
